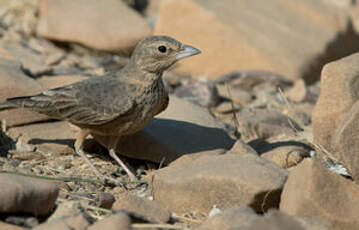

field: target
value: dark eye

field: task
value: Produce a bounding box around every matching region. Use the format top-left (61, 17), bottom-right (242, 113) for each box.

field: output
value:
top-left (158, 46), bottom-right (167, 53)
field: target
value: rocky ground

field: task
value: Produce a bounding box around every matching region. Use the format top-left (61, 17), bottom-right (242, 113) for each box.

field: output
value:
top-left (1, 0), bottom-right (359, 229)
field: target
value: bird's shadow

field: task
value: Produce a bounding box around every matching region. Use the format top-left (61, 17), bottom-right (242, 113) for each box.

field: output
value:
top-left (29, 118), bottom-right (235, 164)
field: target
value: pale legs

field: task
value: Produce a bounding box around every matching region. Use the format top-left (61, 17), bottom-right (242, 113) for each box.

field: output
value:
top-left (108, 136), bottom-right (137, 181)
top-left (74, 129), bottom-right (137, 182)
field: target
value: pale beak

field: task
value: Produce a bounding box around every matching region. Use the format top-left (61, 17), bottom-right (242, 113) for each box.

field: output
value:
top-left (175, 45), bottom-right (201, 60)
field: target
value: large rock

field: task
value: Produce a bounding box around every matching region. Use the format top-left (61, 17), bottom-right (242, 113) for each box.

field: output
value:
top-left (312, 53), bottom-right (359, 156)
top-left (0, 174), bottom-right (59, 216)
top-left (147, 154), bottom-right (288, 214)
top-left (0, 58), bottom-right (49, 127)
top-left (332, 100), bottom-right (359, 182)
top-left (36, 0), bottom-right (152, 53)
top-left (280, 159), bottom-right (359, 230)
top-left (155, 0), bottom-right (347, 80)
top-left (93, 95), bottom-right (235, 164)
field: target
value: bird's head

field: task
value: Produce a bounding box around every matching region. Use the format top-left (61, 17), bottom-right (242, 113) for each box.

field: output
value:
top-left (130, 36), bottom-right (201, 73)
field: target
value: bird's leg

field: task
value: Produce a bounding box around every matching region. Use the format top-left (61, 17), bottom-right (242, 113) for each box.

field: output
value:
top-left (74, 129), bottom-right (106, 180)
top-left (108, 137), bottom-right (137, 181)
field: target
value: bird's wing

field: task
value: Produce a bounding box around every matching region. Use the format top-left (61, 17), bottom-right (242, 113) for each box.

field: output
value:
top-left (6, 77), bottom-right (136, 125)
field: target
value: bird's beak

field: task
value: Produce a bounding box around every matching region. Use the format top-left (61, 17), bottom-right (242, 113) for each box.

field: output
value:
top-left (175, 45), bottom-right (201, 60)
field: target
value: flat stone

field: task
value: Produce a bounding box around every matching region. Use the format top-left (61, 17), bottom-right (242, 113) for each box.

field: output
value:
top-left (93, 95), bottom-right (235, 164)
top-left (7, 121), bottom-right (77, 156)
top-left (147, 154), bottom-right (288, 214)
top-left (0, 58), bottom-right (49, 126)
top-left (0, 174), bottom-right (59, 216)
top-left (155, 0), bottom-right (347, 80)
top-left (280, 159), bottom-right (359, 230)
top-left (37, 0), bottom-right (151, 53)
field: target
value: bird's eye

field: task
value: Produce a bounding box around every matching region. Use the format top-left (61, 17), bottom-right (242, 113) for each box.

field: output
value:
top-left (158, 46), bottom-right (167, 53)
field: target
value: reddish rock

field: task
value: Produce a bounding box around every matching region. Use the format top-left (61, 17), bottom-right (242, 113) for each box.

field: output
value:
top-left (0, 174), bottom-right (59, 216)
top-left (332, 100), bottom-right (359, 182)
top-left (93, 95), bottom-right (234, 164)
top-left (155, 0), bottom-right (346, 80)
top-left (37, 0), bottom-right (152, 53)
top-left (312, 53), bottom-right (359, 156)
top-left (280, 159), bottom-right (359, 230)
top-left (147, 154), bottom-right (287, 214)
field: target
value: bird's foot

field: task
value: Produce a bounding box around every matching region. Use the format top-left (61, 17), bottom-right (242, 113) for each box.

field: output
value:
top-left (108, 148), bottom-right (138, 182)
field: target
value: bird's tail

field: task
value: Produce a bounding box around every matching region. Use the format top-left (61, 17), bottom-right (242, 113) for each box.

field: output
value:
top-left (0, 96), bottom-right (33, 111)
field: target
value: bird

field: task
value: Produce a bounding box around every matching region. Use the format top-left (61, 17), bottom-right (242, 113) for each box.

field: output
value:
top-left (0, 36), bottom-right (201, 182)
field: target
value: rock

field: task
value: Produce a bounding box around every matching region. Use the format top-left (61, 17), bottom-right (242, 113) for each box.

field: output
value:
top-left (0, 58), bottom-right (50, 126)
top-left (113, 193), bottom-right (171, 223)
top-left (0, 39), bottom-right (52, 77)
top-left (33, 214), bottom-right (90, 230)
top-left (331, 100), bottom-right (359, 181)
top-left (197, 207), bottom-right (327, 230)
top-left (32, 221), bottom-right (71, 230)
top-left (0, 174), bottom-right (59, 216)
top-left (248, 210), bottom-right (327, 230)
top-left (147, 154), bottom-right (288, 214)
top-left (285, 79), bottom-right (317, 103)
top-left (39, 201), bottom-right (91, 230)
top-left (237, 108), bottom-right (301, 140)
top-left (95, 192), bottom-right (115, 209)
top-left (88, 212), bottom-right (131, 230)
top-left (174, 81), bottom-right (221, 107)
top-left (285, 103), bottom-right (314, 127)
top-left (0, 0), bottom-right (38, 36)
top-left (37, 0), bottom-right (152, 53)
top-left (215, 101), bottom-right (240, 114)
top-left (226, 88), bottom-right (254, 106)
top-left (196, 206), bottom-right (258, 230)
top-left (261, 144), bottom-right (310, 168)
top-left (7, 121), bottom-right (77, 156)
top-left (295, 217), bottom-right (329, 230)
top-left (312, 53), bottom-right (359, 156)
top-left (280, 159), bottom-right (359, 230)
top-left (216, 71), bottom-right (292, 91)
top-left (155, 0), bottom-right (347, 80)
top-left (93, 95), bottom-right (235, 164)
top-left (0, 221), bottom-right (25, 230)
top-left (226, 139), bottom-right (258, 156)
